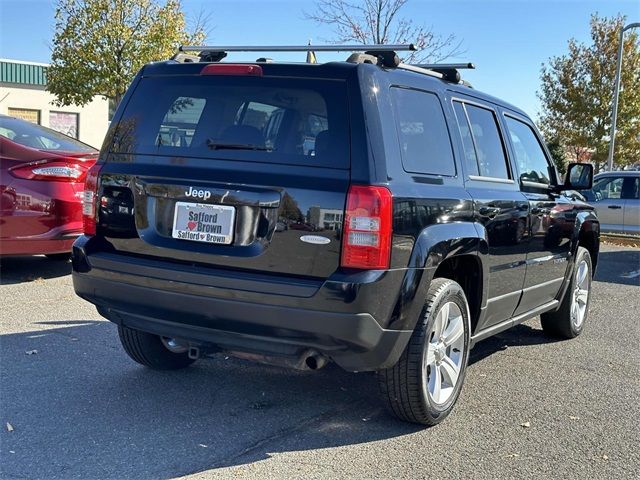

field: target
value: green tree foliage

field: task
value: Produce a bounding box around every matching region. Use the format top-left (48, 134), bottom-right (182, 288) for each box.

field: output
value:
top-left (280, 193), bottom-right (304, 222)
top-left (546, 141), bottom-right (566, 175)
top-left (538, 14), bottom-right (640, 170)
top-left (47, 0), bottom-right (206, 107)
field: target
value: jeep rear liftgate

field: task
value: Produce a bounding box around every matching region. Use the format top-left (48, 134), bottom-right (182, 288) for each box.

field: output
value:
top-left (93, 73), bottom-right (352, 279)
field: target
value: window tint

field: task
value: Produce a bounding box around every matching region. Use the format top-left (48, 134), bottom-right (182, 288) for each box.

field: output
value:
top-left (620, 177), bottom-right (640, 200)
top-left (505, 116), bottom-right (551, 186)
top-left (626, 177), bottom-right (640, 199)
top-left (452, 101), bottom-right (479, 176)
top-left (112, 75), bottom-right (349, 168)
top-left (463, 104), bottom-right (510, 179)
top-left (391, 87), bottom-right (455, 176)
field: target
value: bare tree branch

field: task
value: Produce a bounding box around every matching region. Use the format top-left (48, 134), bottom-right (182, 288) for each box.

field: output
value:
top-left (304, 0), bottom-right (464, 63)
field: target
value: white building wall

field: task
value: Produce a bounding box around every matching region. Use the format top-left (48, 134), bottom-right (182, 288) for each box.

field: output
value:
top-left (0, 83), bottom-right (109, 149)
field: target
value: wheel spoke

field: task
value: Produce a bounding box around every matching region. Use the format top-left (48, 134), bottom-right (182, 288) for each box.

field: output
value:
top-left (429, 363), bottom-right (442, 403)
top-left (577, 262), bottom-right (588, 285)
top-left (442, 315), bottom-right (464, 346)
top-left (425, 344), bottom-right (436, 365)
top-left (440, 355), bottom-right (460, 387)
top-left (576, 289), bottom-right (588, 305)
top-left (434, 303), bottom-right (449, 339)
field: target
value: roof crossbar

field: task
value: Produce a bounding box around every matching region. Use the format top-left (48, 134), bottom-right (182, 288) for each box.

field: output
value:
top-left (411, 62), bottom-right (476, 83)
top-left (179, 44), bottom-right (417, 53)
top-left (414, 62), bottom-right (475, 70)
top-left (397, 63), bottom-right (443, 79)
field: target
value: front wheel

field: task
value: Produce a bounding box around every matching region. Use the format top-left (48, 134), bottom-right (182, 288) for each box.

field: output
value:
top-left (541, 246), bottom-right (592, 339)
top-left (377, 278), bottom-right (471, 425)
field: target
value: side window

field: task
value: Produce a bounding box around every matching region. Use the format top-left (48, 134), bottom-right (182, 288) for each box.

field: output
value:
top-left (391, 87), bottom-right (456, 176)
top-left (592, 177), bottom-right (624, 200)
top-left (504, 116), bottom-right (552, 186)
top-left (462, 104), bottom-right (510, 179)
top-left (452, 101), bottom-right (479, 176)
top-left (621, 177), bottom-right (640, 200)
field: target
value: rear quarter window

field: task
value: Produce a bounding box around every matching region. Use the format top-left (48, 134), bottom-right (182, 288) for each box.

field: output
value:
top-left (110, 75), bottom-right (350, 169)
top-left (390, 87), bottom-right (456, 177)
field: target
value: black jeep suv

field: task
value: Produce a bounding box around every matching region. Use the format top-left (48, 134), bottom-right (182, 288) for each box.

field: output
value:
top-left (72, 45), bottom-right (599, 425)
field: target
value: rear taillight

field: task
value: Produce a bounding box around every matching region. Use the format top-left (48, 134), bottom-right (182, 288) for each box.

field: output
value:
top-left (9, 158), bottom-right (92, 182)
top-left (341, 185), bottom-right (393, 270)
top-left (82, 163), bottom-right (103, 235)
top-left (200, 64), bottom-right (263, 76)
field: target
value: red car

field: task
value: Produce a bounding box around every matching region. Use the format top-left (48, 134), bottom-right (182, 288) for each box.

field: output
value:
top-left (0, 115), bottom-right (98, 259)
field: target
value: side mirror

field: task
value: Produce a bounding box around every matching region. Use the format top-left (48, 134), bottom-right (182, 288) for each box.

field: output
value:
top-left (564, 162), bottom-right (593, 190)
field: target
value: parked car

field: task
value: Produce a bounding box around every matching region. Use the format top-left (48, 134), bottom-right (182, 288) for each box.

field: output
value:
top-left (72, 46), bottom-right (599, 425)
top-left (581, 170), bottom-right (639, 235)
top-left (0, 115), bottom-right (98, 258)
top-left (289, 221), bottom-right (316, 231)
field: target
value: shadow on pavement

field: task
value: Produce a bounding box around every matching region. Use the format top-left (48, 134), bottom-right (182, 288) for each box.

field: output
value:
top-left (0, 256), bottom-right (72, 285)
top-left (469, 322), bottom-right (559, 366)
top-left (594, 249), bottom-right (640, 286)
top-left (0, 322), bottom-right (421, 479)
top-left (0, 313), bottom-right (578, 479)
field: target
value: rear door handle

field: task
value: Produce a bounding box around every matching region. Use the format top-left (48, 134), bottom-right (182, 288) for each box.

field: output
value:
top-left (607, 205), bottom-right (622, 209)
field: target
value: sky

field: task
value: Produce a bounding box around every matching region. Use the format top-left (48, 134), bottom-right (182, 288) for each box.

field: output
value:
top-left (0, 0), bottom-right (638, 119)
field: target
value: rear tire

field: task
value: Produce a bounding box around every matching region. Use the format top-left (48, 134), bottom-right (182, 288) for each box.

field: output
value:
top-left (45, 253), bottom-right (71, 261)
top-left (377, 278), bottom-right (471, 425)
top-left (541, 246), bottom-right (592, 339)
top-left (117, 325), bottom-right (196, 370)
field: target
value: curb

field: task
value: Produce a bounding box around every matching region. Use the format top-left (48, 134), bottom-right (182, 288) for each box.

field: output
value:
top-left (601, 234), bottom-right (640, 248)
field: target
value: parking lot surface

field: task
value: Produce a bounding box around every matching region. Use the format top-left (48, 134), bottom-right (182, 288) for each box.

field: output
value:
top-left (1, 244), bottom-right (639, 479)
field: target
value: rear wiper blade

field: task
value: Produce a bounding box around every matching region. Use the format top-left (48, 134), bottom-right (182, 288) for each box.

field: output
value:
top-left (206, 139), bottom-right (271, 151)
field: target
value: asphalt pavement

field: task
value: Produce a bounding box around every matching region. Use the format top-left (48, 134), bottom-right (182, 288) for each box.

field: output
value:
top-left (1, 244), bottom-right (639, 479)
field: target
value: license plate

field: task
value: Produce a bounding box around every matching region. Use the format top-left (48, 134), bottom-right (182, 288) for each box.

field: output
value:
top-left (172, 202), bottom-right (235, 245)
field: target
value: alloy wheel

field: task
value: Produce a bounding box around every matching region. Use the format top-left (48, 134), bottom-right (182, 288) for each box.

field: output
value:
top-left (571, 259), bottom-right (590, 329)
top-left (423, 302), bottom-right (465, 405)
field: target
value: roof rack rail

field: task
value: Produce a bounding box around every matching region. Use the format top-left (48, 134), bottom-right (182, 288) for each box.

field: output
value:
top-left (397, 63), bottom-right (443, 79)
top-left (414, 63), bottom-right (475, 70)
top-left (173, 44), bottom-right (473, 85)
top-left (412, 62), bottom-right (475, 83)
top-left (178, 44), bottom-right (416, 53)
top-left (179, 44), bottom-right (417, 67)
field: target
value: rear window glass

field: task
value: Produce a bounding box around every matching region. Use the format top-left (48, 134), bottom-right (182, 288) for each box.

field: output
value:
top-left (111, 75), bottom-right (350, 168)
top-left (390, 87), bottom-right (456, 176)
top-left (0, 116), bottom-right (95, 152)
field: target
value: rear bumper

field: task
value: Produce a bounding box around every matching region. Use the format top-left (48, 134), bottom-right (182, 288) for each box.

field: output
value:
top-left (72, 237), bottom-right (414, 371)
top-left (0, 179), bottom-right (83, 256)
top-left (0, 229), bottom-right (80, 255)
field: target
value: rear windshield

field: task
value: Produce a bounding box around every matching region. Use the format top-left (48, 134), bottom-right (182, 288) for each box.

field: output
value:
top-left (111, 74), bottom-right (350, 168)
top-left (0, 116), bottom-right (95, 152)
